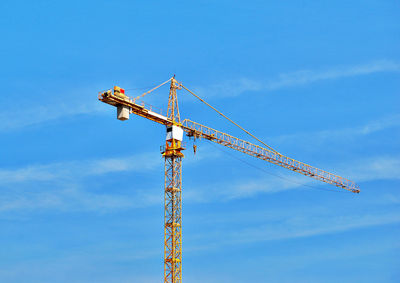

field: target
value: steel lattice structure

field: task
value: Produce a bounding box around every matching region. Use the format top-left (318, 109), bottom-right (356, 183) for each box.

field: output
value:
top-left (162, 79), bottom-right (184, 282)
top-left (181, 119), bottom-right (359, 193)
top-left (163, 155), bottom-right (183, 282)
top-left (98, 76), bottom-right (360, 283)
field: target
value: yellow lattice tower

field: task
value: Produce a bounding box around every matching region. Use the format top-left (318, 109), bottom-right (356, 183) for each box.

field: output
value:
top-left (163, 78), bottom-right (184, 283)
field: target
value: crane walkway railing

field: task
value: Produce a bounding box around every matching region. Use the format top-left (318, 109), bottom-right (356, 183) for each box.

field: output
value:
top-left (181, 119), bottom-right (360, 193)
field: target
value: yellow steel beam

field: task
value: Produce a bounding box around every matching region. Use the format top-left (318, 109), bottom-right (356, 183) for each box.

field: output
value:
top-left (181, 119), bottom-right (360, 193)
top-left (98, 90), bottom-right (359, 193)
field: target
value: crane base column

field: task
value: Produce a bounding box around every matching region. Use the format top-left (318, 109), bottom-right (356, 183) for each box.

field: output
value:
top-left (163, 140), bottom-right (183, 283)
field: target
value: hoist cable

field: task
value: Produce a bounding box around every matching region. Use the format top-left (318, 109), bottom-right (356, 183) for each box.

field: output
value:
top-left (180, 83), bottom-right (280, 154)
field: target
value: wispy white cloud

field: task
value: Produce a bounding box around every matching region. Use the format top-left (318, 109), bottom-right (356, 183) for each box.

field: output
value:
top-left (345, 156), bottom-right (400, 183)
top-left (0, 148), bottom-right (221, 213)
top-left (0, 153), bottom-right (161, 184)
top-left (0, 132), bottom-right (398, 212)
top-left (185, 173), bottom-right (307, 203)
top-left (0, 84), bottom-right (112, 132)
top-left (225, 212), bottom-right (400, 244)
top-left (3, 60), bottom-right (397, 131)
top-left (188, 210), bottom-right (399, 267)
top-left (0, 143), bottom-right (221, 186)
top-left (184, 153), bottom-right (400, 203)
top-left (0, 184), bottom-right (161, 213)
top-left (0, 152), bottom-right (163, 212)
top-left (197, 60), bottom-right (400, 97)
top-left (272, 113), bottom-right (400, 145)
top-left (0, 102), bottom-right (106, 131)
top-left (266, 59), bottom-right (400, 90)
top-left (0, 248), bottom-right (161, 283)
top-left (186, 114), bottom-right (400, 203)
top-left (187, 208), bottom-right (400, 250)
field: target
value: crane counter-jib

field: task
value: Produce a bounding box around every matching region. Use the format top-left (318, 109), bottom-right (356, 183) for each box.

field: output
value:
top-left (99, 91), bottom-right (171, 125)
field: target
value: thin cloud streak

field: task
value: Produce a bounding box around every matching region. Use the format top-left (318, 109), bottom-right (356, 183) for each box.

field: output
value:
top-left (0, 153), bottom-right (161, 185)
top-left (0, 184), bottom-right (161, 213)
top-left (267, 59), bottom-right (400, 90)
top-left (185, 174), bottom-right (308, 203)
top-left (198, 60), bottom-right (400, 97)
top-left (0, 118), bottom-right (398, 212)
top-left (2, 60), bottom-right (397, 131)
top-left (185, 154), bottom-right (400, 203)
top-left (1, 150), bottom-right (398, 213)
top-left (229, 214), bottom-right (400, 245)
top-left (237, 213), bottom-right (400, 243)
top-left (0, 152), bottom-right (162, 212)
top-left (0, 149), bottom-right (220, 213)
top-left (0, 145), bottom-right (220, 186)
top-left (0, 102), bottom-right (106, 132)
top-left (0, 85), bottom-right (112, 132)
top-left (346, 156), bottom-right (400, 183)
top-left (272, 113), bottom-right (400, 145)
top-left (189, 211), bottom-right (400, 249)
top-left (186, 114), bottom-right (400, 203)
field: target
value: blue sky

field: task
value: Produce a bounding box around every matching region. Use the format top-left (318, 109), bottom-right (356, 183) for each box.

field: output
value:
top-left (0, 1), bottom-right (399, 282)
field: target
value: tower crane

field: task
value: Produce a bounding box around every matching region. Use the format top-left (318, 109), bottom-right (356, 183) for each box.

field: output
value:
top-left (99, 77), bottom-right (359, 283)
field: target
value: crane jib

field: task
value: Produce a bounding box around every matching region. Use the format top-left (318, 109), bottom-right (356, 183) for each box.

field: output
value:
top-left (98, 91), bottom-right (359, 193)
top-left (181, 119), bottom-right (360, 194)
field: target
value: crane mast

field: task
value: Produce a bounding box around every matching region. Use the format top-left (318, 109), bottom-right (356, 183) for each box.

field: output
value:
top-left (98, 77), bottom-right (360, 283)
top-left (163, 78), bottom-right (184, 283)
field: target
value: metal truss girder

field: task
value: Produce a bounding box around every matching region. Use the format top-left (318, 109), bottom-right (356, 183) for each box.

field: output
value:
top-left (181, 119), bottom-right (360, 193)
top-left (164, 154), bottom-right (183, 283)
